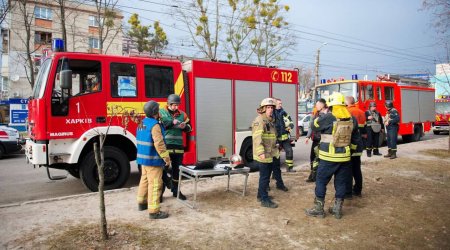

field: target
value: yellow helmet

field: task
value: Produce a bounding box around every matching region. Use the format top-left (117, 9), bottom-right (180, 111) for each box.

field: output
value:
top-left (260, 98), bottom-right (276, 108)
top-left (327, 92), bottom-right (346, 107)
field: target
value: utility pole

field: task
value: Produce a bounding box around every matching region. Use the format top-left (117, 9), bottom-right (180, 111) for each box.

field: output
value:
top-left (314, 42), bottom-right (327, 87)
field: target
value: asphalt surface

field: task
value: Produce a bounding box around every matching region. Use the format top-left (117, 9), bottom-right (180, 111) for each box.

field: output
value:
top-left (0, 132), bottom-right (446, 206)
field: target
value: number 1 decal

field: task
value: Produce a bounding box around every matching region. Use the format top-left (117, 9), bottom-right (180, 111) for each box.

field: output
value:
top-left (76, 102), bottom-right (80, 113)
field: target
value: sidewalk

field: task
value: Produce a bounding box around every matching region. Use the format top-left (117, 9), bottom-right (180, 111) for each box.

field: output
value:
top-left (1, 137), bottom-right (449, 249)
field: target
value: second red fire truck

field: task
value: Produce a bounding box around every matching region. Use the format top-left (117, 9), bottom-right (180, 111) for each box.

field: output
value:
top-left (25, 51), bottom-right (298, 191)
top-left (314, 78), bottom-right (435, 144)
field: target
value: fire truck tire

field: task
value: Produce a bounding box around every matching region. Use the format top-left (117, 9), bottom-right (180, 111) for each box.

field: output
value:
top-left (239, 138), bottom-right (258, 171)
top-left (80, 146), bottom-right (130, 192)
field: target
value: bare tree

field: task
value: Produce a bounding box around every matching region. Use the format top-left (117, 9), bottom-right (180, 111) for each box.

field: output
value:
top-left (93, 0), bottom-right (122, 54)
top-left (13, 0), bottom-right (36, 88)
top-left (246, 0), bottom-right (296, 66)
top-left (176, 0), bottom-right (220, 60)
top-left (297, 66), bottom-right (314, 99)
top-left (421, 0), bottom-right (450, 35)
top-left (0, 0), bottom-right (11, 24)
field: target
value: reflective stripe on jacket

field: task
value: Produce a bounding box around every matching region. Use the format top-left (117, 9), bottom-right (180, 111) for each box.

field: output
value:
top-left (252, 114), bottom-right (279, 163)
top-left (136, 118), bottom-right (169, 166)
top-left (311, 112), bottom-right (358, 162)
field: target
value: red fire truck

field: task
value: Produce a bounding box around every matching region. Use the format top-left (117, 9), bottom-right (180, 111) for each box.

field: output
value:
top-left (433, 96), bottom-right (450, 134)
top-left (25, 52), bottom-right (298, 191)
top-left (314, 79), bottom-right (435, 144)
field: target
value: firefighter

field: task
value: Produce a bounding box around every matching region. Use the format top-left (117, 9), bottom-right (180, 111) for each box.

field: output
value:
top-left (274, 98), bottom-right (295, 172)
top-left (159, 94), bottom-right (192, 200)
top-left (365, 102), bottom-right (384, 157)
top-left (384, 100), bottom-right (400, 159)
top-left (136, 101), bottom-right (171, 219)
top-left (305, 92), bottom-right (358, 219)
top-left (305, 98), bottom-right (328, 182)
top-left (253, 98), bottom-right (288, 208)
top-left (345, 96), bottom-right (365, 198)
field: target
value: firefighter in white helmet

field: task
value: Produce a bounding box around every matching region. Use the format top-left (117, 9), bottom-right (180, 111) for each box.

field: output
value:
top-left (252, 98), bottom-right (288, 208)
top-left (305, 92), bottom-right (359, 219)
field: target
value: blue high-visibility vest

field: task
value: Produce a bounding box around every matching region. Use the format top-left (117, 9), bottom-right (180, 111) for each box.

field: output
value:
top-left (136, 118), bottom-right (166, 166)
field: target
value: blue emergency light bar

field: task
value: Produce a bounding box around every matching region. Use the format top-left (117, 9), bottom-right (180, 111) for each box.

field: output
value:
top-left (52, 38), bottom-right (65, 52)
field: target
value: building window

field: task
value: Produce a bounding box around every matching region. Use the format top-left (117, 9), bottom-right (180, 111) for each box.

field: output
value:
top-left (144, 65), bottom-right (174, 98)
top-left (35, 31), bottom-right (52, 44)
top-left (88, 37), bottom-right (100, 49)
top-left (34, 6), bottom-right (52, 20)
top-left (88, 15), bottom-right (104, 27)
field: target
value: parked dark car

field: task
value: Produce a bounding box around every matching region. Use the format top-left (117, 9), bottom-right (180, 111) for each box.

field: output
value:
top-left (0, 126), bottom-right (22, 159)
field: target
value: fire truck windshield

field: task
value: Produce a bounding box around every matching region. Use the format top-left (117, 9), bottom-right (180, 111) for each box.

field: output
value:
top-left (31, 58), bottom-right (51, 99)
top-left (436, 102), bottom-right (450, 114)
top-left (315, 82), bottom-right (358, 102)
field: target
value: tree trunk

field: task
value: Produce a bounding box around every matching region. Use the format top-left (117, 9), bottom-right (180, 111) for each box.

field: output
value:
top-left (59, 0), bottom-right (67, 48)
top-left (94, 134), bottom-right (108, 240)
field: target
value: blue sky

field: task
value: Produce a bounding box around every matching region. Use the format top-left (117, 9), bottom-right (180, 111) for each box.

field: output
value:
top-left (118, 0), bottom-right (448, 80)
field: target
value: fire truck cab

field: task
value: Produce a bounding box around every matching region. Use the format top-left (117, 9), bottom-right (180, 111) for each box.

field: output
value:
top-left (314, 79), bottom-right (435, 145)
top-left (25, 52), bottom-right (298, 191)
top-left (433, 96), bottom-right (450, 134)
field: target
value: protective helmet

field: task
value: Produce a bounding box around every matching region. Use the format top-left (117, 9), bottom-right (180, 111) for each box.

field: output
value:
top-left (167, 94), bottom-right (181, 105)
top-left (385, 100), bottom-right (394, 109)
top-left (260, 98), bottom-right (276, 108)
top-left (230, 154), bottom-right (244, 168)
top-left (327, 92), bottom-right (346, 107)
top-left (143, 100), bottom-right (160, 118)
top-left (369, 101), bottom-right (377, 107)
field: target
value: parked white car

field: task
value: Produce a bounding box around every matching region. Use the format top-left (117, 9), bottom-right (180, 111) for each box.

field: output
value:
top-left (298, 114), bottom-right (311, 135)
top-left (0, 126), bottom-right (21, 159)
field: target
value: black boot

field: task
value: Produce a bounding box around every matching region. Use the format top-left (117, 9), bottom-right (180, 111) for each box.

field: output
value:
top-left (328, 198), bottom-right (344, 219)
top-left (138, 203), bottom-right (147, 211)
top-left (366, 149), bottom-right (372, 157)
top-left (306, 171), bottom-right (314, 182)
top-left (172, 188), bottom-right (187, 200)
top-left (149, 211), bottom-right (169, 219)
top-left (384, 149), bottom-right (392, 158)
top-left (373, 148), bottom-right (382, 156)
top-left (390, 150), bottom-right (397, 159)
top-left (305, 197), bottom-right (325, 218)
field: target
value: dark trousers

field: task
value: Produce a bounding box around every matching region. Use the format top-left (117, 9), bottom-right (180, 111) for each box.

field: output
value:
top-left (257, 161), bottom-right (273, 202)
top-left (346, 156), bottom-right (362, 196)
top-left (309, 140), bottom-right (320, 164)
top-left (366, 129), bottom-right (380, 150)
top-left (280, 140), bottom-right (293, 167)
top-left (315, 159), bottom-right (352, 199)
top-left (272, 157), bottom-right (285, 188)
top-left (387, 126), bottom-right (398, 150)
top-left (169, 153), bottom-right (183, 194)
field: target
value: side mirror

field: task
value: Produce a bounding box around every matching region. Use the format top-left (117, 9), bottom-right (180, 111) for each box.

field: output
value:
top-left (60, 70), bottom-right (72, 90)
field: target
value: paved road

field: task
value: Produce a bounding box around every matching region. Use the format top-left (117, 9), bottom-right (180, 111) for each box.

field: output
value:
top-left (0, 132), bottom-right (446, 205)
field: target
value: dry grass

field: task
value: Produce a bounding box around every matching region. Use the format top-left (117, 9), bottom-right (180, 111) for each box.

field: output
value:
top-left (420, 149), bottom-right (450, 159)
top-left (11, 222), bottom-right (191, 250)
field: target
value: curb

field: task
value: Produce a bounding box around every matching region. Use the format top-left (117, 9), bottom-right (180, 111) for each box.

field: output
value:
top-left (0, 186), bottom-right (136, 209)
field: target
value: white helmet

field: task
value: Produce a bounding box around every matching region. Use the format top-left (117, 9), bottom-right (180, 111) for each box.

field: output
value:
top-left (230, 154), bottom-right (244, 168)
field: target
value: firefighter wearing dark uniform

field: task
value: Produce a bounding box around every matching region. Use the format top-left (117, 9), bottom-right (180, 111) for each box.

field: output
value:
top-left (274, 98), bottom-right (295, 172)
top-left (159, 94), bottom-right (192, 200)
top-left (384, 100), bottom-right (400, 159)
top-left (365, 102), bottom-right (384, 157)
top-left (305, 98), bottom-right (327, 182)
top-left (253, 98), bottom-right (288, 208)
top-left (345, 96), bottom-right (365, 198)
top-left (305, 92), bottom-right (358, 219)
top-left (136, 101), bottom-right (171, 219)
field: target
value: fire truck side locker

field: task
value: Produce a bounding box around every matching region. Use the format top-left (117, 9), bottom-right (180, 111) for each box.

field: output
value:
top-left (400, 88), bottom-right (435, 142)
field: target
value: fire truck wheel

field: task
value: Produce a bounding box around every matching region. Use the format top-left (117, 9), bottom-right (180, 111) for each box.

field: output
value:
top-left (239, 138), bottom-right (258, 171)
top-left (80, 146), bottom-right (130, 192)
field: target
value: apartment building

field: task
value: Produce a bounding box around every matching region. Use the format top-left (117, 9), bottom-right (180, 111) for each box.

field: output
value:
top-left (1, 0), bottom-right (123, 100)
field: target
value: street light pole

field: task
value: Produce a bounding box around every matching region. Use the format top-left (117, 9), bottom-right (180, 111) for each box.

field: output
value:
top-left (314, 42), bottom-right (328, 87)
